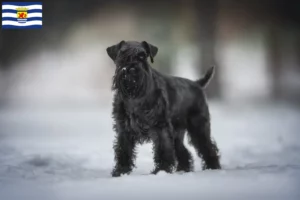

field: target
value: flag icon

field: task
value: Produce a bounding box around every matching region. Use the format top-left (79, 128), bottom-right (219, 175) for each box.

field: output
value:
top-left (2, 2), bottom-right (42, 29)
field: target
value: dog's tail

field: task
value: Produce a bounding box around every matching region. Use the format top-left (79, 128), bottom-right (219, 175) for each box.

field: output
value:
top-left (196, 66), bottom-right (215, 89)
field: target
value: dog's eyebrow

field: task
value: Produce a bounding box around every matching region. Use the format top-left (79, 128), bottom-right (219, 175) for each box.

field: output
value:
top-left (118, 48), bottom-right (143, 63)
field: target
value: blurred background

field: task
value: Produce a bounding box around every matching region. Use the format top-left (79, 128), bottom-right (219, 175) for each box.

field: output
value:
top-left (0, 0), bottom-right (300, 186)
top-left (1, 0), bottom-right (300, 106)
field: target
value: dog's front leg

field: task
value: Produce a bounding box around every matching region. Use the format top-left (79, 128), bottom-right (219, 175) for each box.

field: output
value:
top-left (112, 131), bottom-right (137, 177)
top-left (151, 128), bottom-right (176, 174)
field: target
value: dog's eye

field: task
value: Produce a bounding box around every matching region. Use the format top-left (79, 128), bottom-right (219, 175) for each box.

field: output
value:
top-left (138, 53), bottom-right (146, 60)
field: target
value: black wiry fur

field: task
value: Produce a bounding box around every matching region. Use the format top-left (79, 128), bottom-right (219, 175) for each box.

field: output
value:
top-left (106, 41), bottom-right (221, 177)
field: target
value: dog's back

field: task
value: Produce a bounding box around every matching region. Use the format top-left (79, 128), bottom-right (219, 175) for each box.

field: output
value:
top-left (152, 67), bottom-right (214, 132)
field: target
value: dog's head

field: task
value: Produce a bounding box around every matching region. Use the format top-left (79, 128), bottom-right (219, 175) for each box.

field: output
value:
top-left (106, 41), bottom-right (158, 99)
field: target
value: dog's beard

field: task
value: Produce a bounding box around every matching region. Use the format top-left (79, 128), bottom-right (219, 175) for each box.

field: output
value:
top-left (112, 65), bottom-right (150, 99)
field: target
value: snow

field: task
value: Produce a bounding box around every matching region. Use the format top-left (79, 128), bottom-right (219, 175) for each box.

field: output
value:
top-left (0, 102), bottom-right (300, 200)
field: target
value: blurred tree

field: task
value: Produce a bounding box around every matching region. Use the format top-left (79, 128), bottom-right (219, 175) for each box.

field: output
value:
top-left (297, 36), bottom-right (300, 70)
top-left (264, 0), bottom-right (300, 100)
top-left (266, 25), bottom-right (282, 99)
top-left (195, 0), bottom-right (222, 99)
top-left (135, 0), bottom-right (178, 74)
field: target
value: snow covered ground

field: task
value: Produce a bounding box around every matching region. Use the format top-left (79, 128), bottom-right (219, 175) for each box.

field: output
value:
top-left (0, 102), bottom-right (300, 200)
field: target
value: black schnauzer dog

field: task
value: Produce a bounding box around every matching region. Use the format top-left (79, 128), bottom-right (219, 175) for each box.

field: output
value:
top-left (106, 41), bottom-right (221, 177)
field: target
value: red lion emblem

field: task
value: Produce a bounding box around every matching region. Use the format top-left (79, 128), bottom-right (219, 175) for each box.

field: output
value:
top-left (17, 12), bottom-right (27, 19)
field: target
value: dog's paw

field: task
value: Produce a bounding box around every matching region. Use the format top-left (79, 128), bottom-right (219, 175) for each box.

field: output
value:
top-left (176, 167), bottom-right (193, 173)
top-left (151, 168), bottom-right (160, 175)
top-left (111, 166), bottom-right (132, 177)
top-left (111, 170), bottom-right (121, 177)
top-left (151, 167), bottom-right (173, 175)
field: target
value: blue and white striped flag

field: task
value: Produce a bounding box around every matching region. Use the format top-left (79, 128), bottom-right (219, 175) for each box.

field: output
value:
top-left (2, 2), bottom-right (42, 29)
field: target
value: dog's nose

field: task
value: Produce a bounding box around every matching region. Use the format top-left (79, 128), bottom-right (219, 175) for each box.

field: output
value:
top-left (129, 67), bottom-right (136, 74)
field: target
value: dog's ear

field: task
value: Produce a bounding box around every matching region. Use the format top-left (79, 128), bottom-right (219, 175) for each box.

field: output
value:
top-left (106, 40), bottom-right (125, 61)
top-left (141, 41), bottom-right (158, 63)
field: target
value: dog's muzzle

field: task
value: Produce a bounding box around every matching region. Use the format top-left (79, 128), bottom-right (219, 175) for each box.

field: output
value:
top-left (116, 63), bottom-right (142, 98)
top-left (120, 62), bottom-right (140, 81)
top-left (122, 66), bottom-right (137, 78)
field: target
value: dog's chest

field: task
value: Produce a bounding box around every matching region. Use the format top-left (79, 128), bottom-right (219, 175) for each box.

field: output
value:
top-left (125, 99), bottom-right (165, 135)
top-left (126, 104), bottom-right (155, 127)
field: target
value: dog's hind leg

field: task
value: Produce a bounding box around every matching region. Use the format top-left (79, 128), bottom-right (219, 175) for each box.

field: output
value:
top-left (174, 131), bottom-right (194, 172)
top-left (187, 109), bottom-right (221, 170)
